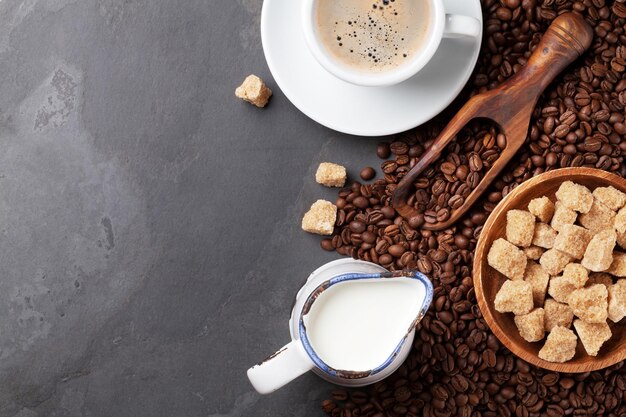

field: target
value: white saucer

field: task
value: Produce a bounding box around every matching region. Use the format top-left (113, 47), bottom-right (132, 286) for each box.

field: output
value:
top-left (261, 0), bottom-right (483, 137)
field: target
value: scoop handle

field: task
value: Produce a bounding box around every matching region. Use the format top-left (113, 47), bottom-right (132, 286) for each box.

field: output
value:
top-left (518, 12), bottom-right (593, 95)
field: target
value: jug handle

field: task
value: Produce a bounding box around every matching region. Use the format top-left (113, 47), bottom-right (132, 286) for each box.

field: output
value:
top-left (247, 340), bottom-right (315, 394)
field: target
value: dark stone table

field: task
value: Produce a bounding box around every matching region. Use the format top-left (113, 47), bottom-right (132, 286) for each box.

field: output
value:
top-left (0, 0), bottom-right (390, 415)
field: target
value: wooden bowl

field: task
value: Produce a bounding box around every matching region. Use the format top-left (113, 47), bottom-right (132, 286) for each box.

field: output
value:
top-left (474, 168), bottom-right (626, 373)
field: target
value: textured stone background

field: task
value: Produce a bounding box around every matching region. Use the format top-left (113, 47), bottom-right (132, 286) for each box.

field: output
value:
top-left (0, 0), bottom-right (388, 415)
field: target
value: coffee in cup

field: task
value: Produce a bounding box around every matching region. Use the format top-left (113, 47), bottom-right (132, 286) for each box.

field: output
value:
top-left (314, 0), bottom-right (432, 74)
top-left (302, 0), bottom-right (481, 87)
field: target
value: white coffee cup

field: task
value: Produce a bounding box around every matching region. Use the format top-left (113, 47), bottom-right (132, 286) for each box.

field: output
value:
top-left (302, 0), bottom-right (481, 87)
top-left (247, 259), bottom-right (433, 394)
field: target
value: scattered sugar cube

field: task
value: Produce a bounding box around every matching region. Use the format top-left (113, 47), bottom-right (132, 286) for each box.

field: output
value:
top-left (235, 75), bottom-right (272, 107)
top-left (608, 252), bottom-right (626, 277)
top-left (544, 299), bottom-right (574, 331)
top-left (528, 197), bottom-right (555, 223)
top-left (561, 263), bottom-right (588, 288)
top-left (548, 276), bottom-right (577, 304)
top-left (553, 224), bottom-right (593, 259)
top-left (540, 249), bottom-right (572, 275)
top-left (315, 162), bottom-right (347, 187)
top-left (573, 320), bottom-right (611, 356)
top-left (524, 262), bottom-right (550, 306)
top-left (608, 279), bottom-right (626, 322)
top-left (593, 186), bottom-right (626, 211)
top-left (515, 308), bottom-right (545, 342)
top-left (615, 206), bottom-right (626, 234)
top-left (555, 181), bottom-right (593, 213)
top-left (568, 284), bottom-right (608, 323)
top-left (551, 201), bottom-right (577, 232)
top-left (532, 223), bottom-right (557, 249)
top-left (581, 229), bottom-right (617, 272)
top-left (524, 246), bottom-right (545, 260)
top-left (506, 210), bottom-right (535, 247)
top-left (538, 326), bottom-right (577, 363)
top-left (488, 238), bottom-right (527, 280)
top-left (579, 199), bottom-right (617, 234)
top-left (301, 200), bottom-right (337, 235)
top-left (587, 272), bottom-right (613, 288)
top-left (494, 280), bottom-right (534, 315)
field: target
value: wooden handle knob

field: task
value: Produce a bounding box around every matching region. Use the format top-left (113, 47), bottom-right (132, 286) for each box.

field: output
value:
top-left (524, 12), bottom-right (593, 91)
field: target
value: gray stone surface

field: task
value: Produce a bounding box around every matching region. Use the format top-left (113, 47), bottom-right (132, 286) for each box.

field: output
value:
top-left (0, 0), bottom-right (388, 415)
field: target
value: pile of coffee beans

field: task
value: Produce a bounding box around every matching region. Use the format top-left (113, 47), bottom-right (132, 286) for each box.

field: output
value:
top-left (320, 1), bottom-right (626, 416)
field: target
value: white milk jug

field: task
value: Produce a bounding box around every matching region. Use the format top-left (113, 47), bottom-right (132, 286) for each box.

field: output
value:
top-left (247, 259), bottom-right (433, 394)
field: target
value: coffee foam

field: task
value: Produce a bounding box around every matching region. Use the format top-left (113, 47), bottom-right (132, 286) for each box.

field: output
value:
top-left (315, 0), bottom-right (431, 73)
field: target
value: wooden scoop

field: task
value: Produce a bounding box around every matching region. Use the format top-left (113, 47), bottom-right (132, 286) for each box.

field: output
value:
top-left (392, 12), bottom-right (593, 231)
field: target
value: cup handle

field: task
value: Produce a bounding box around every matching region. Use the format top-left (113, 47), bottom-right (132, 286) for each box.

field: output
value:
top-left (443, 14), bottom-right (481, 38)
top-left (247, 340), bottom-right (315, 394)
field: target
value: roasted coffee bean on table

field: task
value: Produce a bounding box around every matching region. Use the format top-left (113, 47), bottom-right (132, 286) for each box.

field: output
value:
top-left (320, 0), bottom-right (626, 416)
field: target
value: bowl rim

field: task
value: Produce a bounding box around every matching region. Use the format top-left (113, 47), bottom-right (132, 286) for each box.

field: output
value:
top-left (474, 167), bottom-right (626, 373)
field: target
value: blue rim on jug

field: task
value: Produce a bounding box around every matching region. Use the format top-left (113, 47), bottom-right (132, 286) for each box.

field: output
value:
top-left (298, 270), bottom-right (434, 379)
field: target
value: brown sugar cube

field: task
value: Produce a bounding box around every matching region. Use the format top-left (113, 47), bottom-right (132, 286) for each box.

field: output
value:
top-left (593, 186), bottom-right (626, 211)
top-left (494, 280), bottom-right (534, 315)
top-left (515, 308), bottom-right (545, 342)
top-left (540, 249), bottom-right (572, 275)
top-left (488, 238), bottom-right (527, 280)
top-left (553, 224), bottom-right (593, 259)
top-left (581, 229), bottom-right (617, 272)
top-left (524, 246), bottom-right (545, 260)
top-left (587, 272), bottom-right (613, 288)
top-left (573, 319), bottom-right (612, 356)
top-left (555, 181), bottom-right (593, 213)
top-left (538, 326), bottom-right (577, 363)
top-left (315, 162), bottom-right (347, 187)
top-left (608, 279), bottom-right (626, 322)
top-left (548, 276), bottom-right (577, 304)
top-left (551, 201), bottom-right (577, 232)
top-left (532, 223), bottom-right (557, 249)
top-left (506, 210), bottom-right (535, 247)
top-left (524, 262), bottom-right (550, 306)
top-left (568, 284), bottom-right (608, 323)
top-left (608, 252), bottom-right (626, 277)
top-left (528, 197), bottom-right (555, 223)
top-left (561, 263), bottom-right (589, 288)
top-left (579, 199), bottom-right (616, 234)
top-left (615, 206), bottom-right (626, 234)
top-left (235, 75), bottom-right (272, 107)
top-left (544, 299), bottom-right (574, 331)
top-left (301, 200), bottom-right (337, 235)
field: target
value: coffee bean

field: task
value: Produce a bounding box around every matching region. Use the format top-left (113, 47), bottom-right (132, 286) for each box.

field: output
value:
top-left (378, 254), bottom-right (392, 265)
top-left (376, 143), bottom-right (391, 159)
top-left (360, 167), bottom-right (376, 181)
top-left (390, 141), bottom-right (409, 155)
top-left (408, 214), bottom-right (425, 228)
top-left (321, 400), bottom-right (335, 413)
top-left (440, 161), bottom-right (457, 175)
top-left (348, 221), bottom-right (366, 233)
top-left (352, 196), bottom-right (369, 209)
top-left (380, 205), bottom-right (395, 219)
top-left (496, 6), bottom-right (512, 20)
top-left (469, 153), bottom-right (483, 172)
top-left (350, 390), bottom-right (368, 405)
top-left (321, 238), bottom-right (334, 251)
top-left (388, 244), bottom-right (406, 257)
